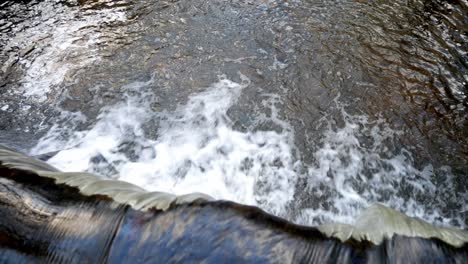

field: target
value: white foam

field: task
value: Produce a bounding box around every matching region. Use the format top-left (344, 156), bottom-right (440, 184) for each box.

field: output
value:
top-left (295, 104), bottom-right (462, 227)
top-left (32, 75), bottom-right (299, 216)
top-left (31, 77), bottom-right (464, 228)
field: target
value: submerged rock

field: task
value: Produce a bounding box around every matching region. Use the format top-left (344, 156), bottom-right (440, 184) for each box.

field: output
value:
top-left (0, 144), bottom-right (467, 263)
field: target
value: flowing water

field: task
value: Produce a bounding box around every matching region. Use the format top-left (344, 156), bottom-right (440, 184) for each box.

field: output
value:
top-left (0, 0), bottom-right (466, 227)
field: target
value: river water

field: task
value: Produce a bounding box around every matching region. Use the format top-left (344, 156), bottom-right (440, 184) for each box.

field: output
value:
top-left (0, 0), bottom-right (466, 227)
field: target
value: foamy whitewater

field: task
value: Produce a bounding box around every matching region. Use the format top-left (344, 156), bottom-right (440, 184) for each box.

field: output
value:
top-left (31, 75), bottom-right (299, 216)
top-left (30, 75), bottom-right (464, 227)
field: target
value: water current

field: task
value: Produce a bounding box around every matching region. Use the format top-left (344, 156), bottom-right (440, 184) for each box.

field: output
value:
top-left (0, 0), bottom-right (466, 227)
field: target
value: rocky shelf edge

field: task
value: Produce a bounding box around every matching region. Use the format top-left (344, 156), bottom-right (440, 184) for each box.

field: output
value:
top-left (0, 144), bottom-right (467, 263)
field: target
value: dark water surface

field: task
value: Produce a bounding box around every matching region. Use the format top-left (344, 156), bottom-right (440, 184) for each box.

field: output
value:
top-left (0, 0), bottom-right (466, 227)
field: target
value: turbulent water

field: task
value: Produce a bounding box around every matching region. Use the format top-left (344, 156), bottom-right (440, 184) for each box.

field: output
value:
top-left (1, 0), bottom-right (467, 227)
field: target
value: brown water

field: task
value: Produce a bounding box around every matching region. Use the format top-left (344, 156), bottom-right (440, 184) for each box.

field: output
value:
top-left (0, 0), bottom-right (466, 227)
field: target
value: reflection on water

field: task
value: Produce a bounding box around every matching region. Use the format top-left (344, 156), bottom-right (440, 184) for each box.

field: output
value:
top-left (0, 0), bottom-right (467, 227)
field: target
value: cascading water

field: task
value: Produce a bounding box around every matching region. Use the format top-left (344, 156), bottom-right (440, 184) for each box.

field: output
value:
top-left (1, 0), bottom-right (466, 229)
top-left (31, 75), bottom-right (300, 217)
top-left (30, 74), bottom-right (464, 227)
